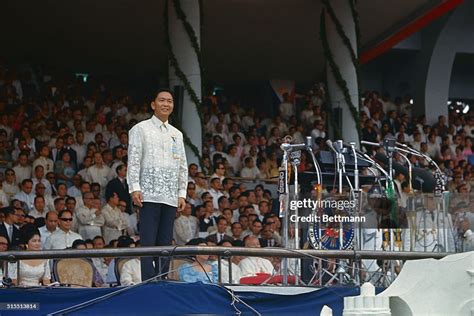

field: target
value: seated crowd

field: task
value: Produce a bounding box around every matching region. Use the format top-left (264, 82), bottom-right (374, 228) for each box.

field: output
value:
top-left (0, 64), bottom-right (473, 287)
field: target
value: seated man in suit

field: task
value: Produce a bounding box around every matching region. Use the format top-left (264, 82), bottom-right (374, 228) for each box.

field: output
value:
top-left (0, 206), bottom-right (22, 248)
top-left (206, 216), bottom-right (233, 244)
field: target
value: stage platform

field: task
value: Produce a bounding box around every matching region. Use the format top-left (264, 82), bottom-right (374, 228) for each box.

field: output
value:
top-left (0, 281), bottom-right (383, 315)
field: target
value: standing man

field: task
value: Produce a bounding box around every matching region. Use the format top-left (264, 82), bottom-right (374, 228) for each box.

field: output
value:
top-left (127, 89), bottom-right (188, 281)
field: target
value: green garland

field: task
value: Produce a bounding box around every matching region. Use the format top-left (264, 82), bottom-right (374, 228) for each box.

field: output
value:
top-left (164, 0), bottom-right (204, 167)
top-left (322, 0), bottom-right (358, 69)
top-left (171, 0), bottom-right (207, 95)
top-left (320, 9), bottom-right (361, 140)
top-left (348, 0), bottom-right (361, 49)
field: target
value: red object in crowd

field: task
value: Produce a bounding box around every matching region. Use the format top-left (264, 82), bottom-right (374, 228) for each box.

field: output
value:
top-left (239, 273), bottom-right (297, 285)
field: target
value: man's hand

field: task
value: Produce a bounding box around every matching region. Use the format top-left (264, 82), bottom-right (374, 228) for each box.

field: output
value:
top-left (132, 191), bottom-right (143, 208)
top-left (178, 197), bottom-right (186, 212)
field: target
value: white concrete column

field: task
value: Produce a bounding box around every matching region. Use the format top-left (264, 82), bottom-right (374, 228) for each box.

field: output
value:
top-left (325, 0), bottom-right (359, 145)
top-left (168, 0), bottom-right (202, 165)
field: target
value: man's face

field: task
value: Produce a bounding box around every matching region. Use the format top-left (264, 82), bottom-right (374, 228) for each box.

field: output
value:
top-left (232, 223), bottom-right (242, 236)
top-left (262, 228), bottom-right (273, 240)
top-left (239, 217), bottom-right (249, 229)
top-left (55, 138), bottom-right (64, 149)
top-left (66, 200), bottom-right (76, 211)
top-left (246, 237), bottom-right (261, 248)
top-left (187, 184), bottom-right (196, 197)
top-left (81, 183), bottom-right (90, 193)
top-left (94, 238), bottom-right (105, 249)
top-left (183, 203), bottom-right (192, 216)
top-left (259, 202), bottom-right (269, 214)
top-left (55, 200), bottom-right (66, 212)
top-left (19, 155), bottom-right (28, 166)
top-left (151, 91), bottom-right (174, 119)
top-left (217, 219), bottom-right (227, 233)
top-left (34, 198), bottom-right (45, 211)
top-left (76, 132), bottom-right (84, 143)
top-left (45, 212), bottom-right (58, 231)
top-left (40, 146), bottom-right (49, 157)
top-left (216, 164), bottom-right (225, 176)
top-left (248, 192), bottom-right (256, 204)
top-left (5, 170), bottom-right (15, 183)
top-left (189, 164), bottom-right (198, 177)
top-left (118, 166), bottom-right (127, 178)
top-left (211, 179), bottom-right (221, 190)
top-left (14, 209), bottom-right (25, 225)
top-left (219, 197), bottom-right (229, 210)
top-left (94, 153), bottom-right (103, 165)
top-left (58, 212), bottom-right (73, 231)
top-left (224, 180), bottom-right (234, 190)
top-left (109, 193), bottom-right (119, 206)
top-left (58, 184), bottom-right (67, 197)
top-left (238, 196), bottom-right (248, 207)
top-left (22, 182), bottom-right (33, 194)
top-left (251, 221), bottom-right (262, 235)
top-left (35, 166), bottom-right (44, 179)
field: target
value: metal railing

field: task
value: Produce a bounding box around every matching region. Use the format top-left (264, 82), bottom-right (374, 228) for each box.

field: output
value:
top-left (0, 246), bottom-right (450, 261)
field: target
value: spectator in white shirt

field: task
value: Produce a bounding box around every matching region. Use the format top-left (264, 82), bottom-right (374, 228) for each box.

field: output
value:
top-left (75, 192), bottom-right (105, 240)
top-left (12, 152), bottom-right (32, 185)
top-left (43, 210), bottom-right (82, 250)
top-left (101, 191), bottom-right (125, 244)
top-left (29, 196), bottom-right (48, 219)
top-left (71, 131), bottom-right (87, 166)
top-left (86, 152), bottom-right (111, 197)
top-left (238, 236), bottom-right (274, 278)
top-left (32, 165), bottom-right (52, 196)
top-left (38, 211), bottom-right (59, 244)
top-left (13, 179), bottom-right (36, 212)
top-left (32, 145), bottom-right (54, 175)
top-left (208, 177), bottom-right (224, 210)
top-left (240, 157), bottom-right (260, 179)
top-left (173, 202), bottom-right (199, 245)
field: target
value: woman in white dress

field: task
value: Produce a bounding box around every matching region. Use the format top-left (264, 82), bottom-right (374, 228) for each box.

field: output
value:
top-left (9, 228), bottom-right (51, 286)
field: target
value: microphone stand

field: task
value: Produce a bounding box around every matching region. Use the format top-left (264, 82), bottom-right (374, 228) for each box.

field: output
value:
top-left (396, 143), bottom-right (450, 252)
top-left (278, 146), bottom-right (290, 285)
top-left (278, 140), bottom-right (308, 285)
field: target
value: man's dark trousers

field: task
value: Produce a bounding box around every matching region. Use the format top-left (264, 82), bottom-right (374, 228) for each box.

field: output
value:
top-left (139, 202), bottom-right (176, 281)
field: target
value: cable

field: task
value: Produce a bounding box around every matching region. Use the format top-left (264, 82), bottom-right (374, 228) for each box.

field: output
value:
top-left (193, 258), bottom-right (261, 315)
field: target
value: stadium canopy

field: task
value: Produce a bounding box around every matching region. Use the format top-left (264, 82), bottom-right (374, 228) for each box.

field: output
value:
top-left (2, 0), bottom-right (461, 82)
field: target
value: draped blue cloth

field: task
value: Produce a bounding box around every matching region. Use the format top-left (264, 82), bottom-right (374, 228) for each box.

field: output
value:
top-left (0, 282), bottom-right (380, 315)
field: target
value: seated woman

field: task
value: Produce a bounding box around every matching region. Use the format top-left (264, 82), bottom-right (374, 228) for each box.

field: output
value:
top-left (9, 225), bottom-right (51, 286)
top-left (178, 238), bottom-right (218, 284)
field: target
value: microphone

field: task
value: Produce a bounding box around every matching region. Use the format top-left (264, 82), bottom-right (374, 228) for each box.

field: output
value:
top-left (374, 152), bottom-right (435, 192)
top-left (325, 139), bottom-right (336, 153)
top-left (361, 140), bottom-right (382, 147)
top-left (305, 136), bottom-right (312, 149)
top-left (334, 140), bottom-right (344, 153)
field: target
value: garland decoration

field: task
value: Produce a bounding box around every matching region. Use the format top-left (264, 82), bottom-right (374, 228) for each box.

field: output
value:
top-left (320, 10), bottom-right (361, 139)
top-left (171, 0), bottom-right (207, 95)
top-left (322, 0), bottom-right (358, 68)
top-left (348, 0), bottom-right (361, 49)
top-left (164, 0), bottom-right (204, 167)
top-left (320, 5), bottom-right (361, 140)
